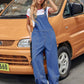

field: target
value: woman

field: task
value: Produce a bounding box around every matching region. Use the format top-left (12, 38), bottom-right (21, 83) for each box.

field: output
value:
top-left (26, 0), bottom-right (60, 84)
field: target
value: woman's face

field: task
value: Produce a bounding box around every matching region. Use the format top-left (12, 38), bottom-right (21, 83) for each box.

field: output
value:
top-left (37, 0), bottom-right (45, 5)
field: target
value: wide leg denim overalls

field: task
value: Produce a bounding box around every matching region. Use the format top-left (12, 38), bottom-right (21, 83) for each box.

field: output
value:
top-left (31, 7), bottom-right (60, 84)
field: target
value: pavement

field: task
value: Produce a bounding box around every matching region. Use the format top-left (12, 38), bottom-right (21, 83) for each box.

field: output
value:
top-left (0, 54), bottom-right (83, 84)
top-left (59, 54), bottom-right (84, 84)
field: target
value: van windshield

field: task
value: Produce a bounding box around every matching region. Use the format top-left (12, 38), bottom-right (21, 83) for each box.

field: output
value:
top-left (2, 0), bottom-right (64, 16)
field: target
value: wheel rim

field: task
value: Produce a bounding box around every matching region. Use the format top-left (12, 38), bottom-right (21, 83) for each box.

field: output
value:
top-left (58, 52), bottom-right (69, 75)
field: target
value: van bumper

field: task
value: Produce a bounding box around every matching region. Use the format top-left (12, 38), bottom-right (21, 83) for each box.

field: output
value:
top-left (0, 65), bottom-right (34, 74)
top-left (0, 49), bottom-right (34, 74)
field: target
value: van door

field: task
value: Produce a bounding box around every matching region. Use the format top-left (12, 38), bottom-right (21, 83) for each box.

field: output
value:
top-left (63, 0), bottom-right (84, 58)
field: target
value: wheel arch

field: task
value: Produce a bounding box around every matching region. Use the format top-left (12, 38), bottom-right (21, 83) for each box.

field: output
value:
top-left (58, 41), bottom-right (72, 58)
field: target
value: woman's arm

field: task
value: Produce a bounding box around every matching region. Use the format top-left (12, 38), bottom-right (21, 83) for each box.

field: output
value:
top-left (26, 16), bottom-right (32, 41)
top-left (48, 0), bottom-right (58, 14)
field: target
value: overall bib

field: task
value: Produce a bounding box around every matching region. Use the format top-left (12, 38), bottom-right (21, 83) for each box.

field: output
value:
top-left (31, 7), bottom-right (60, 84)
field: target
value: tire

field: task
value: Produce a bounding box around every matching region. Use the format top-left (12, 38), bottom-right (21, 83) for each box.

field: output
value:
top-left (58, 46), bottom-right (71, 80)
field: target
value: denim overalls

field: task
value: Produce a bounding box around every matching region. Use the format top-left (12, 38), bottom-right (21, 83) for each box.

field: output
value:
top-left (31, 7), bottom-right (60, 84)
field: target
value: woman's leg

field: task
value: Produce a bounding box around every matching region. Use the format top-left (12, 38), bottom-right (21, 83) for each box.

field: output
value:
top-left (45, 31), bottom-right (60, 84)
top-left (32, 31), bottom-right (47, 84)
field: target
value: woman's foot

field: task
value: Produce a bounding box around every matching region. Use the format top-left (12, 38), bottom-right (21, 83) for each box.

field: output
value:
top-left (47, 80), bottom-right (49, 84)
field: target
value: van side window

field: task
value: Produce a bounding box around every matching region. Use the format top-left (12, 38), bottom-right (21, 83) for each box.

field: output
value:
top-left (63, 2), bottom-right (71, 18)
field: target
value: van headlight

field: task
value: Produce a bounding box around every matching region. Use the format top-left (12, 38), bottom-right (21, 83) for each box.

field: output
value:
top-left (18, 39), bottom-right (30, 47)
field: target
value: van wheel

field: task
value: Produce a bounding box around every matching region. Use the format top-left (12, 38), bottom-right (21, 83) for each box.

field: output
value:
top-left (58, 46), bottom-right (71, 80)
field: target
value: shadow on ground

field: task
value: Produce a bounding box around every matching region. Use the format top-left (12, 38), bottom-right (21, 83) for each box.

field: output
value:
top-left (71, 54), bottom-right (84, 70)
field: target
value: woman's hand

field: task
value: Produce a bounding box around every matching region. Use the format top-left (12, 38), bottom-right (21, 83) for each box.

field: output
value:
top-left (47, 0), bottom-right (58, 14)
top-left (26, 16), bottom-right (32, 42)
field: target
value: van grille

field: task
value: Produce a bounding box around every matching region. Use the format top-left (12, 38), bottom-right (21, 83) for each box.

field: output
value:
top-left (0, 55), bottom-right (29, 65)
top-left (0, 40), bottom-right (14, 46)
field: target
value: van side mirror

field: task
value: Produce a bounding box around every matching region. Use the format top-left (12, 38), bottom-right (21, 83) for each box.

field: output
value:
top-left (69, 3), bottom-right (83, 15)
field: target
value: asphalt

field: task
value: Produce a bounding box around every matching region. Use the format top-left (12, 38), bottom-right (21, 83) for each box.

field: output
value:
top-left (0, 54), bottom-right (83, 84)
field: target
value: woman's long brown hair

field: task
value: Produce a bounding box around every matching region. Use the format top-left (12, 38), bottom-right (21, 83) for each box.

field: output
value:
top-left (29, 0), bottom-right (47, 23)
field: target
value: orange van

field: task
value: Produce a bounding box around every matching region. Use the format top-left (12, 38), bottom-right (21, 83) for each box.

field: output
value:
top-left (0, 0), bottom-right (84, 79)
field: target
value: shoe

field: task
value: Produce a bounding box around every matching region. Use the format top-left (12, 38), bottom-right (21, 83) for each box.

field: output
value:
top-left (47, 80), bottom-right (49, 84)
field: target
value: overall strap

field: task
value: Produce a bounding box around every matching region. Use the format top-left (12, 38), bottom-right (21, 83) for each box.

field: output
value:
top-left (44, 7), bottom-right (47, 15)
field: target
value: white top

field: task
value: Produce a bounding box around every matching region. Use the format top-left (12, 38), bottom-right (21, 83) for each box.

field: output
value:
top-left (26, 6), bottom-right (51, 27)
